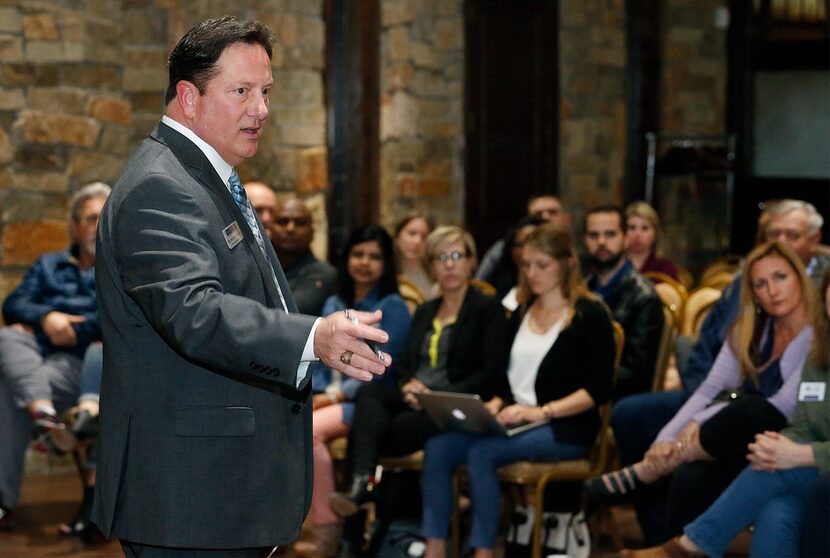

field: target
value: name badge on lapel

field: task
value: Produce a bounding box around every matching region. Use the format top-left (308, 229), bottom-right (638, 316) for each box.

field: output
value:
top-left (222, 221), bottom-right (244, 250)
top-left (798, 381), bottom-right (826, 402)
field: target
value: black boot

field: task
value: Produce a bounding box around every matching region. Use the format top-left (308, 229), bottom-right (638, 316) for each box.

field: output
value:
top-left (330, 474), bottom-right (375, 518)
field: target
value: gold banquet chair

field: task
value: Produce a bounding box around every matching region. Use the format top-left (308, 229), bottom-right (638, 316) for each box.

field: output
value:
top-left (463, 321), bottom-right (625, 558)
top-left (398, 274), bottom-right (427, 314)
top-left (650, 277), bottom-right (688, 327)
top-left (652, 304), bottom-right (677, 392)
top-left (681, 287), bottom-right (723, 339)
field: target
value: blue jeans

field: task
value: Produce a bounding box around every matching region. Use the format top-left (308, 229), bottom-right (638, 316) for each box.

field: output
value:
top-left (610, 389), bottom-right (686, 543)
top-left (421, 426), bottom-right (588, 550)
top-left (79, 342), bottom-right (102, 404)
top-left (685, 465), bottom-right (819, 558)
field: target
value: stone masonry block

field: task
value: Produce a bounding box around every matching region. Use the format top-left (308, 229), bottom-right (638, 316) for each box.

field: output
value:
top-left (0, 88), bottom-right (25, 110)
top-left (9, 171), bottom-right (68, 192)
top-left (418, 178), bottom-right (450, 197)
top-left (88, 96), bottom-right (132, 124)
top-left (296, 16), bottom-right (324, 53)
top-left (25, 41), bottom-right (84, 62)
top-left (411, 40), bottom-right (436, 68)
top-left (22, 14), bottom-right (59, 41)
top-left (3, 221), bottom-right (69, 265)
top-left (380, 91), bottom-right (418, 140)
top-left (0, 124), bottom-right (12, 164)
top-left (276, 14), bottom-right (298, 46)
top-left (123, 67), bottom-right (167, 93)
top-left (14, 144), bottom-right (69, 171)
top-left (0, 8), bottom-right (20, 33)
top-left (433, 19), bottom-right (461, 50)
top-left (29, 87), bottom-right (88, 114)
top-left (383, 0), bottom-right (416, 27)
top-left (387, 27), bottom-right (411, 62)
top-left (59, 63), bottom-right (119, 89)
top-left (68, 151), bottom-right (125, 184)
top-left (15, 110), bottom-right (101, 147)
top-left (270, 69), bottom-right (323, 105)
top-left (2, 64), bottom-right (35, 86)
top-left (0, 34), bottom-right (23, 62)
top-left (296, 146), bottom-right (328, 193)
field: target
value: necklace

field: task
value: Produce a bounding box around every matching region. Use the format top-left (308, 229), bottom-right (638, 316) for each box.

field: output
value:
top-left (529, 301), bottom-right (569, 334)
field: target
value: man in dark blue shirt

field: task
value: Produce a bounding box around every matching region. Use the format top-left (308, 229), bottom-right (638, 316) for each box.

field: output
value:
top-left (0, 182), bottom-right (110, 530)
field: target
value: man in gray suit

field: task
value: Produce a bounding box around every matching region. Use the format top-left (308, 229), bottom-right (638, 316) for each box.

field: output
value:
top-left (92, 17), bottom-right (390, 556)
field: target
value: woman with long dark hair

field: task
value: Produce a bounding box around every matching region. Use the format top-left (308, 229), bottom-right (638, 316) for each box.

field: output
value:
top-left (296, 225), bottom-right (411, 558)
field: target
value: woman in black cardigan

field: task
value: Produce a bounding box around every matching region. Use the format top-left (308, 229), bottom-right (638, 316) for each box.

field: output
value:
top-left (420, 223), bottom-right (616, 558)
top-left (330, 226), bottom-right (506, 517)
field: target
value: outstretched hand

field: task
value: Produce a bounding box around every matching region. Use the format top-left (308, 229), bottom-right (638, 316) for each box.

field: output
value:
top-left (314, 309), bottom-right (391, 382)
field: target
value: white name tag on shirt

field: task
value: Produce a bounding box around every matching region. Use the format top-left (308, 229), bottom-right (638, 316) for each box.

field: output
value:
top-left (798, 381), bottom-right (826, 402)
top-left (222, 221), bottom-right (244, 249)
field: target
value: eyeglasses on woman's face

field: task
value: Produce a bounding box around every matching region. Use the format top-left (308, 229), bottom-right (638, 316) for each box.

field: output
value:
top-left (433, 251), bottom-right (467, 264)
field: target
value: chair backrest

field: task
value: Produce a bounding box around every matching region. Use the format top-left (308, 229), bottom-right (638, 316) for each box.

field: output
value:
top-left (469, 278), bottom-right (497, 297)
top-left (588, 321), bottom-right (624, 469)
top-left (676, 265), bottom-right (694, 291)
top-left (681, 287), bottom-right (722, 338)
top-left (699, 255), bottom-right (740, 288)
top-left (699, 269), bottom-right (736, 291)
top-left (398, 274), bottom-right (426, 314)
top-left (652, 305), bottom-right (676, 391)
top-left (653, 281), bottom-right (687, 325)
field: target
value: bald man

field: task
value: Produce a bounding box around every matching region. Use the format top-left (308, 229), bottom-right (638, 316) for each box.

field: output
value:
top-left (271, 198), bottom-right (336, 317)
top-left (244, 181), bottom-right (277, 240)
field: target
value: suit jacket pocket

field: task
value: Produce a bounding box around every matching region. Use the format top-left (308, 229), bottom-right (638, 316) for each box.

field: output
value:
top-left (174, 406), bottom-right (256, 437)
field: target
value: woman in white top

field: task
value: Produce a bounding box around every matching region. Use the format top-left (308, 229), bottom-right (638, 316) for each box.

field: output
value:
top-left (420, 223), bottom-right (616, 558)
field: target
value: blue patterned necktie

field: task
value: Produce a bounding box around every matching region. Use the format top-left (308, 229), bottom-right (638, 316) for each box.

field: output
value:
top-left (228, 170), bottom-right (288, 311)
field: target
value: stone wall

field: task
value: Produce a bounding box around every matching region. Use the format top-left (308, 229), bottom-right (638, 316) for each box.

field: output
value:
top-left (378, 0), bottom-right (464, 229)
top-left (0, 0), bottom-right (328, 304)
top-left (0, 0), bottom-right (129, 298)
top-left (558, 0), bottom-right (628, 222)
top-left (0, 0), bottom-right (731, 302)
top-left (656, 0), bottom-right (729, 273)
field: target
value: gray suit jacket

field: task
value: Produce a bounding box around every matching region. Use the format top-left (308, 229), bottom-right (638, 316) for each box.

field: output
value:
top-left (92, 122), bottom-right (317, 548)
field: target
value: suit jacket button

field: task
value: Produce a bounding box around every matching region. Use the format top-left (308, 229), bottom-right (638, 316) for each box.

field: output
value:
top-left (291, 403), bottom-right (302, 414)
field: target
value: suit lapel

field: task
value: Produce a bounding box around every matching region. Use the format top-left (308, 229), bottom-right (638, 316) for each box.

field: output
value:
top-left (150, 123), bottom-right (297, 312)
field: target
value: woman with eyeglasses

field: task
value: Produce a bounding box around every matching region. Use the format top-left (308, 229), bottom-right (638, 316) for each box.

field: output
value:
top-left (295, 224), bottom-right (411, 558)
top-left (329, 226), bottom-right (506, 519)
top-left (419, 223), bottom-right (615, 558)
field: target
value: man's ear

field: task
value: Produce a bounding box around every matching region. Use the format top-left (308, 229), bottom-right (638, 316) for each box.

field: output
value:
top-left (176, 80), bottom-right (199, 119)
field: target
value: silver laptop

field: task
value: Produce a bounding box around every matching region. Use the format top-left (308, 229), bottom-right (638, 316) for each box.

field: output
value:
top-left (415, 391), bottom-right (548, 437)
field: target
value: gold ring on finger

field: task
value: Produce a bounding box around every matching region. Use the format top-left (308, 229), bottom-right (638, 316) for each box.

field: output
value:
top-left (340, 350), bottom-right (354, 365)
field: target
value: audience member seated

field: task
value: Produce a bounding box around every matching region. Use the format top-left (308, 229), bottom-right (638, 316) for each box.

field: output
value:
top-left (394, 211), bottom-right (435, 304)
top-left (762, 199), bottom-right (830, 285)
top-left (243, 180), bottom-right (277, 236)
top-left (0, 182), bottom-right (110, 532)
top-left (605, 197), bottom-right (829, 543)
top-left (476, 194), bottom-right (570, 285)
top-left (329, 226), bottom-right (505, 521)
top-left (485, 215), bottom-right (546, 304)
top-left (587, 241), bottom-right (816, 540)
top-left (582, 205), bottom-right (664, 399)
top-left (420, 224), bottom-right (615, 558)
top-left (297, 225), bottom-right (411, 557)
top-left (621, 267), bottom-right (829, 558)
top-left (270, 197), bottom-right (337, 316)
top-left (625, 201), bottom-right (680, 283)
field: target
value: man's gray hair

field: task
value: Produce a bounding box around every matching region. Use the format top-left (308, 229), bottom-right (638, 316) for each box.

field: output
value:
top-left (69, 182), bottom-right (111, 221)
top-left (765, 199), bottom-right (824, 235)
